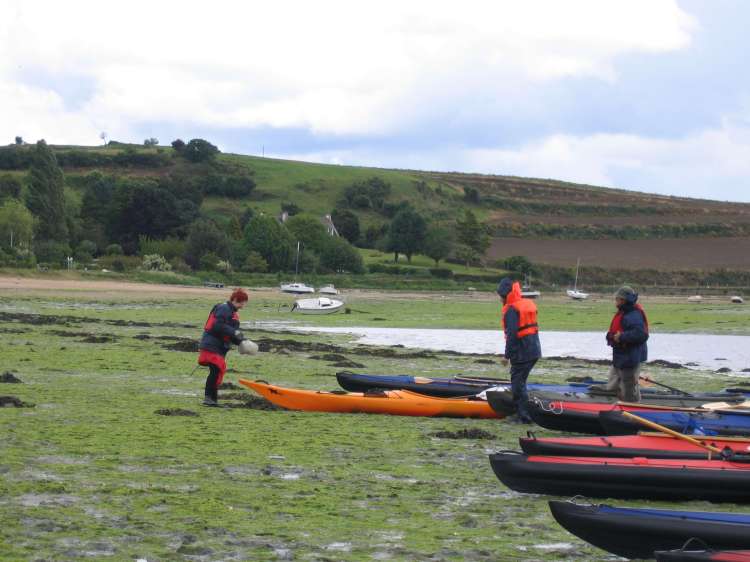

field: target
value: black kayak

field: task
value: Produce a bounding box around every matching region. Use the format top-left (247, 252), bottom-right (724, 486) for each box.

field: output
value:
top-left (549, 500), bottom-right (750, 560)
top-left (487, 388), bottom-right (746, 418)
top-left (335, 371), bottom-right (599, 398)
top-left (336, 371), bottom-right (505, 397)
top-left (489, 451), bottom-right (750, 502)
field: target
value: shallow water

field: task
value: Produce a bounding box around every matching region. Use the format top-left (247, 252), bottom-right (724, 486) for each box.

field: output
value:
top-left (253, 324), bottom-right (750, 373)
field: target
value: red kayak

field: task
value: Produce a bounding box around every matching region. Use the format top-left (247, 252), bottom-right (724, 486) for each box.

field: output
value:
top-left (520, 432), bottom-right (750, 460)
top-left (656, 549), bottom-right (750, 561)
top-left (489, 451), bottom-right (750, 501)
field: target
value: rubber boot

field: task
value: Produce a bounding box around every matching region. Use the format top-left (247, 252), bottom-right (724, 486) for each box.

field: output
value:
top-left (203, 368), bottom-right (219, 406)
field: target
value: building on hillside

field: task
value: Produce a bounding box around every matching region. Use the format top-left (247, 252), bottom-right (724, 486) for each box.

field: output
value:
top-left (321, 214), bottom-right (339, 237)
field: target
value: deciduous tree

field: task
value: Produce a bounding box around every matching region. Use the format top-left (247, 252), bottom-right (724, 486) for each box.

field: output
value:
top-left (386, 207), bottom-right (426, 263)
top-left (423, 225), bottom-right (454, 266)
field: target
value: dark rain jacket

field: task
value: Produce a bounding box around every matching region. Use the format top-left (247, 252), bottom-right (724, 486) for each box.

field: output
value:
top-left (607, 293), bottom-right (649, 369)
top-left (502, 283), bottom-right (542, 364)
top-left (199, 301), bottom-right (242, 356)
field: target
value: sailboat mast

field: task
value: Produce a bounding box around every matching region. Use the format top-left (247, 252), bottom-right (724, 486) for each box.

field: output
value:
top-left (574, 258), bottom-right (580, 291)
top-left (295, 241), bottom-right (300, 280)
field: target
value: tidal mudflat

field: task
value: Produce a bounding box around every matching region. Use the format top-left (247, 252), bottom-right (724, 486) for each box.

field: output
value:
top-left (1, 283), bottom-right (747, 560)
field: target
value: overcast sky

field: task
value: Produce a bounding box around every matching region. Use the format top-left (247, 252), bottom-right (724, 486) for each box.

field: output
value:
top-left (2, 1), bottom-right (749, 202)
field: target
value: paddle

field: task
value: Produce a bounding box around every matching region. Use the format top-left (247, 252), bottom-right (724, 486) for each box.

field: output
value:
top-left (638, 375), bottom-right (692, 396)
top-left (620, 411), bottom-right (723, 459)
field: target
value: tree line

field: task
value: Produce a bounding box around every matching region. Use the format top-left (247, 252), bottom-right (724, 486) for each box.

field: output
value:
top-left (0, 140), bottom-right (494, 276)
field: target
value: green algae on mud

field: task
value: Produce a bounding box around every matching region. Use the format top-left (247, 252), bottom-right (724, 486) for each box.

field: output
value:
top-left (0, 291), bottom-right (748, 561)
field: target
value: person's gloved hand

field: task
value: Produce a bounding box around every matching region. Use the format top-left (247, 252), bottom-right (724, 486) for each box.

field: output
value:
top-left (232, 330), bottom-right (245, 345)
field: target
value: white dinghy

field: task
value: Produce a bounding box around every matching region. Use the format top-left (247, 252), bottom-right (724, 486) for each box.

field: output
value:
top-left (292, 297), bottom-right (345, 315)
top-left (280, 282), bottom-right (315, 294)
top-left (318, 284), bottom-right (339, 295)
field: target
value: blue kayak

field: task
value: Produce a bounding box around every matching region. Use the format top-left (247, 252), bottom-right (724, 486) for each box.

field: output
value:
top-left (600, 408), bottom-right (750, 436)
top-left (335, 371), bottom-right (602, 398)
top-left (549, 500), bottom-right (750, 560)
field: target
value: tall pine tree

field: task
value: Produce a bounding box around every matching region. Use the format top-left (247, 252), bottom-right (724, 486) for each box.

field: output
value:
top-left (26, 140), bottom-right (68, 242)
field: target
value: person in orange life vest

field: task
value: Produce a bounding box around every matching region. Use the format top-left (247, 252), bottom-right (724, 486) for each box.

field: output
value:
top-left (198, 288), bottom-right (248, 406)
top-left (497, 277), bottom-right (542, 424)
top-left (605, 285), bottom-right (649, 402)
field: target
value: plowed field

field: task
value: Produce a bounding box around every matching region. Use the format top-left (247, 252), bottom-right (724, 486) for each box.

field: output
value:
top-left (488, 237), bottom-right (750, 269)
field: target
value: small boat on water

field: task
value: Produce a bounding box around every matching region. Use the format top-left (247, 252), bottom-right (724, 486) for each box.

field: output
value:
top-left (489, 451), bottom-right (750, 502)
top-left (238, 379), bottom-right (502, 418)
top-left (519, 432), bottom-right (750, 460)
top-left (280, 282), bottom-right (315, 294)
top-left (549, 500), bottom-right (750, 560)
top-left (335, 372), bottom-right (603, 398)
top-left (292, 297), bottom-right (344, 314)
top-left (318, 284), bottom-right (339, 295)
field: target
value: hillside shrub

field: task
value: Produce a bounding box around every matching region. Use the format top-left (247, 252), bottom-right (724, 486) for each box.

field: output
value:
top-left (98, 254), bottom-right (142, 272)
top-left (368, 263), bottom-right (404, 275)
top-left (33, 240), bottom-right (70, 267)
top-left (0, 146), bottom-right (33, 170)
top-left (341, 176), bottom-right (391, 211)
top-left (169, 257), bottom-right (191, 274)
top-left (242, 251), bottom-right (269, 273)
top-left (429, 268), bottom-right (454, 279)
top-left (319, 237), bottom-right (364, 274)
top-left (182, 139), bottom-right (219, 163)
top-left (200, 173), bottom-right (256, 198)
top-left (199, 252), bottom-right (220, 271)
top-left (0, 174), bottom-right (22, 199)
top-left (139, 236), bottom-right (185, 260)
top-left (142, 254), bottom-right (172, 271)
top-left (0, 247), bottom-right (35, 268)
top-left (105, 243), bottom-right (123, 256)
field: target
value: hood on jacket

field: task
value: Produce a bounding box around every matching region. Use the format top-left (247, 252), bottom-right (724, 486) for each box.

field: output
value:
top-left (505, 281), bottom-right (523, 305)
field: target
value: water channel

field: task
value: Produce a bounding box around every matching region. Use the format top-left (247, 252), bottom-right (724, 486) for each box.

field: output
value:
top-left (254, 324), bottom-right (750, 374)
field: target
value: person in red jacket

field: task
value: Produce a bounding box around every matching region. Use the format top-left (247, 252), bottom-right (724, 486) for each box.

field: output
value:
top-left (605, 285), bottom-right (649, 402)
top-left (198, 288), bottom-right (248, 406)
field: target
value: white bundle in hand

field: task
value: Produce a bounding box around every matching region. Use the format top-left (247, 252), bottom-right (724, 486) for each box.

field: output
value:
top-left (238, 339), bottom-right (259, 355)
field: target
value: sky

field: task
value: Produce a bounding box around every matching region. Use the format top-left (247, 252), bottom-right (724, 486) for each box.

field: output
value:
top-left (1, 0), bottom-right (749, 202)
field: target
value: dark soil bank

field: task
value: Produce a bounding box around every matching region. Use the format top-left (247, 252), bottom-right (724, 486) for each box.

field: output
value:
top-left (0, 372), bottom-right (22, 383)
top-left (431, 428), bottom-right (496, 440)
top-left (0, 396), bottom-right (34, 407)
top-left (155, 408), bottom-right (199, 417)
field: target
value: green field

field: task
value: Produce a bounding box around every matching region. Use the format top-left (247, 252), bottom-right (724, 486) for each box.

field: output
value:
top-left (1, 286), bottom-right (748, 561)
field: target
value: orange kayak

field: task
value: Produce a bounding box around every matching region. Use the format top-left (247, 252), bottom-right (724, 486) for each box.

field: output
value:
top-left (238, 379), bottom-right (502, 418)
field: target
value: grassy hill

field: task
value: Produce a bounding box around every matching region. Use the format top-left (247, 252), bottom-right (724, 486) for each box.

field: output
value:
top-left (3, 141), bottom-right (750, 278)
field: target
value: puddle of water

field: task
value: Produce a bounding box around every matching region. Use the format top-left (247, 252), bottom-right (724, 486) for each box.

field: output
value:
top-left (272, 325), bottom-right (750, 373)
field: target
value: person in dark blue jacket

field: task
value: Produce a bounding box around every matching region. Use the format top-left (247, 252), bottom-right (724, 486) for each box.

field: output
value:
top-left (605, 285), bottom-right (649, 402)
top-left (497, 278), bottom-right (542, 424)
top-left (198, 288), bottom-right (248, 406)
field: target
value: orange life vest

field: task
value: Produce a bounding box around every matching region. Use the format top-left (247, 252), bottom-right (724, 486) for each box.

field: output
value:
top-left (502, 282), bottom-right (539, 339)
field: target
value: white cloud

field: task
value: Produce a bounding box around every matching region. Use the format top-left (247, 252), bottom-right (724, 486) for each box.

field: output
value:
top-left (0, 0), bottom-right (696, 141)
